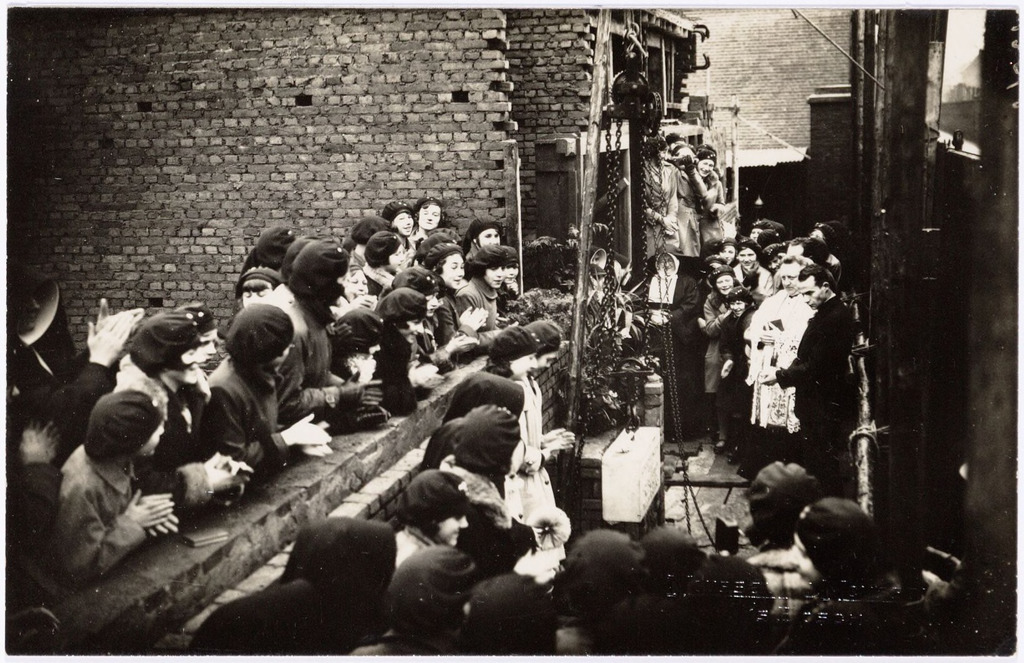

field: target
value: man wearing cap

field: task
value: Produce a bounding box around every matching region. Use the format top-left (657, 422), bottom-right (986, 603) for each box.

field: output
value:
top-left (394, 469), bottom-right (470, 567)
top-left (277, 239), bottom-right (383, 430)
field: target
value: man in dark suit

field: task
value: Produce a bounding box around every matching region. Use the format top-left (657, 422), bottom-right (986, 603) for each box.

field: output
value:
top-left (763, 264), bottom-right (855, 495)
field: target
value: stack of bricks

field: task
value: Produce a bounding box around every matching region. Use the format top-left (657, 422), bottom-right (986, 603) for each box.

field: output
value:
top-left (8, 8), bottom-right (513, 341)
top-left (505, 9), bottom-right (595, 238)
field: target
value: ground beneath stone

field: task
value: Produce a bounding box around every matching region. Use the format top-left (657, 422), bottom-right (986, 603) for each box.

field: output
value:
top-left (663, 434), bottom-right (755, 557)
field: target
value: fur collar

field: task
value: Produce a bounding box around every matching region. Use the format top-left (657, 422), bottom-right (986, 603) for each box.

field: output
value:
top-left (442, 460), bottom-right (512, 530)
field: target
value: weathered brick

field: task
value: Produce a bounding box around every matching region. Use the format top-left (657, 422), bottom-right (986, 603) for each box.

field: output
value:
top-left (8, 8), bottom-right (513, 338)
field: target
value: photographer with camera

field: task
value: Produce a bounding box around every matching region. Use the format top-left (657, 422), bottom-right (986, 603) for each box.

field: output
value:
top-left (664, 142), bottom-right (728, 257)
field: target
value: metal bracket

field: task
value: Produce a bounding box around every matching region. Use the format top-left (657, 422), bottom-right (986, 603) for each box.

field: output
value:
top-left (694, 54), bottom-right (711, 71)
top-left (693, 24), bottom-right (710, 41)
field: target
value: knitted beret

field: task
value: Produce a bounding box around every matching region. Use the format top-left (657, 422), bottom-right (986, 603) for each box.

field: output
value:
top-left (364, 231), bottom-right (403, 268)
top-left (225, 303), bottom-right (294, 365)
top-left (523, 320), bottom-right (562, 355)
top-left (288, 239), bottom-right (349, 303)
top-left (796, 497), bottom-right (878, 582)
top-left (376, 287), bottom-right (428, 324)
top-left (423, 242), bottom-right (464, 272)
top-left (489, 326), bottom-right (541, 363)
top-left (391, 266), bottom-right (440, 297)
top-left (395, 469), bottom-right (469, 529)
top-left (745, 461), bottom-right (822, 547)
top-left (453, 404), bottom-right (523, 477)
top-left (175, 302), bottom-right (217, 335)
top-left (235, 267), bottom-right (283, 299)
top-left (350, 216), bottom-right (392, 246)
top-left (85, 390), bottom-right (165, 460)
top-left (381, 201), bottom-right (415, 223)
top-left (130, 310), bottom-right (202, 375)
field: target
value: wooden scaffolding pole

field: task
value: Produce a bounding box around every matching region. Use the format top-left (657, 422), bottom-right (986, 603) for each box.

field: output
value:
top-left (566, 9), bottom-right (612, 428)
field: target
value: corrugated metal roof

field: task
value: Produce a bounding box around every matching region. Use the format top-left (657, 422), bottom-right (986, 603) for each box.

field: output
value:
top-left (738, 147), bottom-right (808, 168)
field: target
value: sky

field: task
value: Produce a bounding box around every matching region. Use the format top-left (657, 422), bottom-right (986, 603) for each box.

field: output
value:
top-left (943, 9), bottom-right (986, 90)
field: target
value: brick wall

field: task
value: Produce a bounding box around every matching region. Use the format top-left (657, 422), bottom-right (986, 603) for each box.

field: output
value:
top-left (8, 8), bottom-right (512, 341)
top-left (687, 9), bottom-right (852, 151)
top-left (807, 86), bottom-right (854, 225)
top-left (506, 9), bottom-right (594, 238)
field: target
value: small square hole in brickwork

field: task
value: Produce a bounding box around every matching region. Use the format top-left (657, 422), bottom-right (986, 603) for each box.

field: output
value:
top-left (294, 94), bottom-right (313, 107)
top-left (137, 101), bottom-right (153, 112)
top-left (99, 138), bottom-right (115, 149)
top-left (148, 297), bottom-right (164, 308)
top-left (452, 90), bottom-right (470, 103)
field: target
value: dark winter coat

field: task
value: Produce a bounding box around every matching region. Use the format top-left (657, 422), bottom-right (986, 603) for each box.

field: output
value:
top-left (775, 295), bottom-right (856, 426)
top-left (203, 358), bottom-right (290, 479)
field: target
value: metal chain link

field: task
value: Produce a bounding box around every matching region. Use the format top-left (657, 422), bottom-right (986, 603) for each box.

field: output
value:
top-left (572, 115), bottom-right (628, 520)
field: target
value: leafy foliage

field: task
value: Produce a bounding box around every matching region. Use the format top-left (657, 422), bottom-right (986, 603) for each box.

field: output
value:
top-left (522, 236), bottom-right (578, 293)
top-left (504, 288), bottom-right (574, 331)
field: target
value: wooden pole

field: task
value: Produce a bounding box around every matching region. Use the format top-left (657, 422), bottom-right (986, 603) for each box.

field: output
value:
top-left (566, 9), bottom-right (612, 428)
top-left (871, 9), bottom-right (933, 591)
top-left (730, 96), bottom-right (739, 205)
top-left (503, 140), bottom-right (525, 294)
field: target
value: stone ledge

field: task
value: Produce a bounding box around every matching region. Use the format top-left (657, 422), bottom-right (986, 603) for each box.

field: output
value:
top-left (46, 357), bottom-right (487, 654)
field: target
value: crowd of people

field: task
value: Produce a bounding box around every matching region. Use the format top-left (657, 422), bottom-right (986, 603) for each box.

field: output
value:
top-left (6, 198), bottom-right (529, 605)
top-left (8, 175), bottom-right (958, 654)
top-left (644, 138), bottom-right (859, 497)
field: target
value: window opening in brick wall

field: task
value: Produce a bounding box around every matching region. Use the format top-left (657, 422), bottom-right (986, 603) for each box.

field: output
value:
top-left (294, 93), bottom-right (313, 107)
top-left (148, 297), bottom-right (164, 308)
top-left (136, 101), bottom-right (153, 112)
top-left (452, 90), bottom-right (470, 103)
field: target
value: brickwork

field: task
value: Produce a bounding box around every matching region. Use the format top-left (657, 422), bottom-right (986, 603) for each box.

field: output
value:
top-left (8, 8), bottom-right (512, 341)
top-left (506, 9), bottom-right (595, 237)
top-left (807, 87), bottom-right (854, 224)
top-left (536, 344), bottom-right (571, 430)
top-left (686, 9), bottom-right (852, 151)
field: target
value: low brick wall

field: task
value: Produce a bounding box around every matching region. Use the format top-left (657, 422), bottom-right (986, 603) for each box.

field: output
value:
top-left (41, 346), bottom-right (574, 653)
top-left (45, 358), bottom-right (486, 653)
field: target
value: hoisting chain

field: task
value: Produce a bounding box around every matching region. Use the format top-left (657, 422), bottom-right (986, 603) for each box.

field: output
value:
top-left (571, 113), bottom-right (627, 521)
